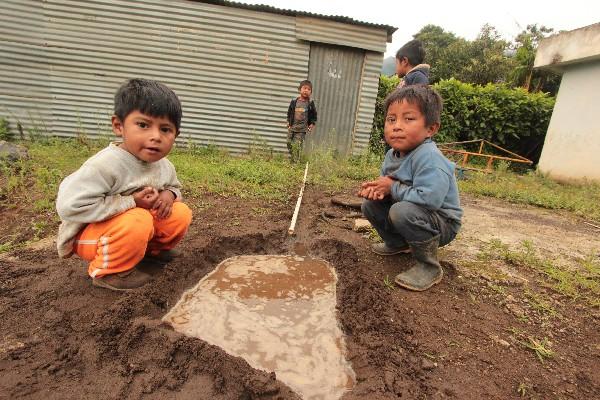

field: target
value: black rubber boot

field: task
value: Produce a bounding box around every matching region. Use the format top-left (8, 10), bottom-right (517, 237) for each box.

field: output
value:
top-left (395, 235), bottom-right (443, 291)
top-left (371, 242), bottom-right (411, 256)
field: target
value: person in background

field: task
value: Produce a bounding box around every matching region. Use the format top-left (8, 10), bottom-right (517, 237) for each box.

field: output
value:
top-left (286, 79), bottom-right (317, 162)
top-left (395, 39), bottom-right (430, 87)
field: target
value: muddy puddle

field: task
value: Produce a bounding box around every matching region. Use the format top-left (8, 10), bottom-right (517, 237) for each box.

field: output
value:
top-left (163, 254), bottom-right (355, 399)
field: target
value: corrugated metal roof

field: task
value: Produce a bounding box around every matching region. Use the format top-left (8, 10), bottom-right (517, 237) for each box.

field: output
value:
top-left (198, 0), bottom-right (397, 38)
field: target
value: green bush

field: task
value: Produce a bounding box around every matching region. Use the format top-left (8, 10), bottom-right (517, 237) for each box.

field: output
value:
top-left (369, 75), bottom-right (400, 153)
top-left (0, 117), bottom-right (10, 141)
top-left (369, 77), bottom-right (555, 163)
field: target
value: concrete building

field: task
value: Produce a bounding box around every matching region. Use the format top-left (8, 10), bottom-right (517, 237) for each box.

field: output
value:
top-left (534, 23), bottom-right (600, 181)
top-left (0, 0), bottom-right (395, 155)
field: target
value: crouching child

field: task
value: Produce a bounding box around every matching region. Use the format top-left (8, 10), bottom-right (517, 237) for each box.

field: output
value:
top-left (359, 85), bottom-right (462, 291)
top-left (56, 78), bottom-right (192, 291)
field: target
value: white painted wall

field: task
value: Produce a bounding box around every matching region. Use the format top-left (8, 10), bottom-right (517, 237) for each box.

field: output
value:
top-left (538, 61), bottom-right (600, 181)
top-left (534, 23), bottom-right (600, 72)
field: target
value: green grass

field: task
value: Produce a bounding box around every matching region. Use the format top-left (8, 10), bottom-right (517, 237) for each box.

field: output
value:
top-left (2, 137), bottom-right (600, 258)
top-left (518, 336), bottom-right (555, 363)
top-left (383, 275), bottom-right (395, 291)
top-left (470, 239), bottom-right (600, 307)
top-left (459, 163), bottom-right (600, 223)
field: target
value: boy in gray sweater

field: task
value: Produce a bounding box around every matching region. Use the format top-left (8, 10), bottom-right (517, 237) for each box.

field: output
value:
top-left (359, 85), bottom-right (462, 291)
top-left (56, 79), bottom-right (192, 291)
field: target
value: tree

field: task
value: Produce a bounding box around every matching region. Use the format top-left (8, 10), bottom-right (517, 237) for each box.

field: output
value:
top-left (415, 24), bottom-right (514, 85)
top-left (413, 25), bottom-right (462, 83)
top-left (510, 24), bottom-right (561, 94)
top-left (456, 24), bottom-right (514, 85)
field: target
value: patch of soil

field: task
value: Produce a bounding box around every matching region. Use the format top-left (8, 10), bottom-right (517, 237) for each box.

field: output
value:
top-left (1, 189), bottom-right (599, 399)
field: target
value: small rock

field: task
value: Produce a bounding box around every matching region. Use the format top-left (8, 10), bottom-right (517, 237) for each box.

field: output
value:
top-left (421, 358), bottom-right (437, 371)
top-left (353, 218), bottom-right (372, 232)
top-left (331, 196), bottom-right (363, 210)
top-left (0, 140), bottom-right (28, 162)
top-left (490, 335), bottom-right (511, 347)
top-left (384, 370), bottom-right (395, 390)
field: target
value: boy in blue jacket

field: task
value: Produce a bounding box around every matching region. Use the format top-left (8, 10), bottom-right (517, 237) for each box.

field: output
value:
top-left (359, 85), bottom-right (462, 291)
top-left (396, 39), bottom-right (430, 87)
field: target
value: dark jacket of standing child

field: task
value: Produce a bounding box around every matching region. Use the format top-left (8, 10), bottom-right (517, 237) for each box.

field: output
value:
top-left (287, 98), bottom-right (317, 130)
top-left (395, 39), bottom-right (430, 87)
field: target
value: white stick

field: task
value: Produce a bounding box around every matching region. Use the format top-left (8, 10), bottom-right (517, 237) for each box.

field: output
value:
top-left (583, 221), bottom-right (600, 230)
top-left (288, 162), bottom-right (309, 235)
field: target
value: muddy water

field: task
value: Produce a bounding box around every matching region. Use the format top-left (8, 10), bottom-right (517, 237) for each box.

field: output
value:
top-left (163, 254), bottom-right (355, 399)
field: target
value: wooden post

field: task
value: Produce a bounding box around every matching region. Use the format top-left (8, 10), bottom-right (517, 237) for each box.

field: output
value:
top-left (288, 162), bottom-right (309, 235)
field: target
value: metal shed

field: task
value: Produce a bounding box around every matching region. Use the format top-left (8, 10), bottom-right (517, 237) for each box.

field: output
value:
top-left (0, 0), bottom-right (395, 156)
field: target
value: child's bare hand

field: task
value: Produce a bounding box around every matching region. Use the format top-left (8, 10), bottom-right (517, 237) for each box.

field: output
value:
top-left (153, 190), bottom-right (176, 219)
top-left (358, 181), bottom-right (383, 200)
top-left (133, 187), bottom-right (159, 209)
top-left (358, 177), bottom-right (394, 200)
top-left (369, 176), bottom-right (395, 198)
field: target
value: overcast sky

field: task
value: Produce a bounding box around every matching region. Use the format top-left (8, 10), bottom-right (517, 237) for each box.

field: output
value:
top-left (239, 0), bottom-right (599, 57)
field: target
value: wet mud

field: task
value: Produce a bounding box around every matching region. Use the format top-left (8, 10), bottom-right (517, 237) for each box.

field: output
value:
top-left (1, 189), bottom-right (599, 399)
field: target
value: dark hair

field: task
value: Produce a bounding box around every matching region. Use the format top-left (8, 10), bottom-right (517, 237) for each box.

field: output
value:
top-left (114, 78), bottom-right (182, 134)
top-left (298, 80), bottom-right (312, 90)
top-left (395, 39), bottom-right (425, 66)
top-left (384, 85), bottom-right (442, 127)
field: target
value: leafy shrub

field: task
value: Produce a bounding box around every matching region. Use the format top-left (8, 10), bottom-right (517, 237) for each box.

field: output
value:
top-left (369, 75), bottom-right (400, 153)
top-left (0, 117), bottom-right (10, 141)
top-left (369, 77), bottom-right (555, 163)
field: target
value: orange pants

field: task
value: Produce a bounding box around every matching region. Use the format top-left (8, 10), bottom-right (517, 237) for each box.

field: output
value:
top-left (73, 202), bottom-right (192, 278)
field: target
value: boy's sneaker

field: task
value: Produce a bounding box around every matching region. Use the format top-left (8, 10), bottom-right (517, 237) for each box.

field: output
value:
top-left (371, 242), bottom-right (411, 256)
top-left (92, 268), bottom-right (152, 291)
top-left (144, 248), bottom-right (182, 263)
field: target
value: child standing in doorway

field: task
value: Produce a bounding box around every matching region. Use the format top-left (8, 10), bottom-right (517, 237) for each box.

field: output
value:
top-left (286, 80), bottom-right (318, 162)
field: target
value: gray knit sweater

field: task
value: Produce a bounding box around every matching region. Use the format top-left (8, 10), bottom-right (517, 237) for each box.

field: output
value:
top-left (55, 143), bottom-right (182, 258)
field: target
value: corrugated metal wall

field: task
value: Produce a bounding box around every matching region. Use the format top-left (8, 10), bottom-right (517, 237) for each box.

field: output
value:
top-left (352, 51), bottom-right (383, 154)
top-left (296, 17), bottom-right (387, 53)
top-left (0, 0), bottom-right (387, 155)
top-left (305, 43), bottom-right (364, 156)
top-left (0, 0), bottom-right (52, 137)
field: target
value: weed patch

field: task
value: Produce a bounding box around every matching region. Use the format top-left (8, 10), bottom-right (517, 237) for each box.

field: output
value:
top-left (459, 167), bottom-right (600, 222)
top-left (469, 239), bottom-right (600, 307)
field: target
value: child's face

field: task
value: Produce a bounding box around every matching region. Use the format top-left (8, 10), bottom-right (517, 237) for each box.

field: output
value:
top-left (384, 100), bottom-right (438, 155)
top-left (299, 85), bottom-right (312, 99)
top-left (395, 57), bottom-right (410, 77)
top-left (112, 110), bottom-right (177, 163)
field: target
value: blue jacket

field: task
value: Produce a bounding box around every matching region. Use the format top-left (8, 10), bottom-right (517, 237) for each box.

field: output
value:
top-left (402, 64), bottom-right (430, 86)
top-left (381, 138), bottom-right (462, 223)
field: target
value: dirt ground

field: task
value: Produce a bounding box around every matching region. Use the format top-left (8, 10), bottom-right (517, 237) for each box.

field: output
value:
top-left (1, 186), bottom-right (599, 399)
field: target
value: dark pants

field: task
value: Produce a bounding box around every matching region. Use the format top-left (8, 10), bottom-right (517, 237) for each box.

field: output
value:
top-left (287, 130), bottom-right (306, 161)
top-left (361, 199), bottom-right (460, 246)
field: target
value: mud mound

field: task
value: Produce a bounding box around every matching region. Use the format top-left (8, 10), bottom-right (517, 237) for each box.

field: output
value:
top-left (2, 189), bottom-right (599, 399)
